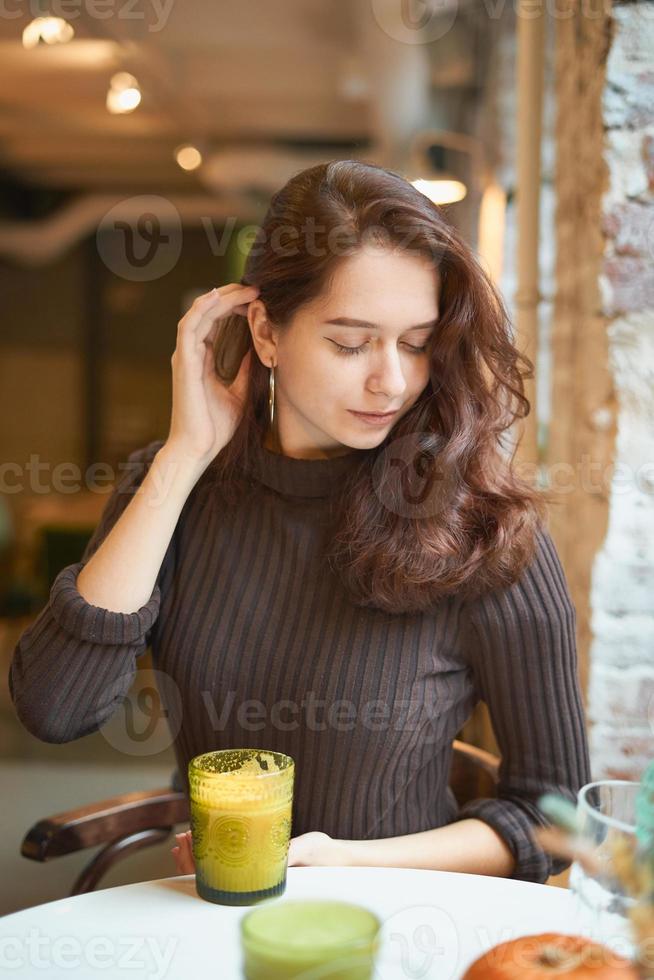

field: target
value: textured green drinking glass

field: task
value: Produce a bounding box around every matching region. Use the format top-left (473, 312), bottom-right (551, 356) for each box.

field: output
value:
top-left (240, 899), bottom-right (382, 979)
top-left (188, 748), bottom-right (294, 906)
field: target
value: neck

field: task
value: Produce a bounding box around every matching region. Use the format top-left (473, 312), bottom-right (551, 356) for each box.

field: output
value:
top-left (262, 426), bottom-right (355, 461)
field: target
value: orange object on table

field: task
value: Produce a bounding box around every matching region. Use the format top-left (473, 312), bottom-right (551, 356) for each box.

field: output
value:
top-left (462, 932), bottom-right (639, 978)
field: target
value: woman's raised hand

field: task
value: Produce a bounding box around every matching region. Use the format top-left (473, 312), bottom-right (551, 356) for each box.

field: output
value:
top-left (165, 283), bottom-right (260, 469)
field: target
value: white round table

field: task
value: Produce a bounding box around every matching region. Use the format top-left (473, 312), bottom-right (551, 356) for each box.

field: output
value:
top-left (0, 866), bottom-right (588, 978)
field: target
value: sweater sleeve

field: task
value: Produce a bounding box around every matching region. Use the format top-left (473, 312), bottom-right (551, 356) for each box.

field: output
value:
top-left (8, 439), bottom-right (171, 744)
top-left (452, 523), bottom-right (592, 883)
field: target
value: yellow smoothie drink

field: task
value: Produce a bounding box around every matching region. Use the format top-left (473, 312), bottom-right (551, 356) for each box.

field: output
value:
top-left (188, 749), bottom-right (294, 906)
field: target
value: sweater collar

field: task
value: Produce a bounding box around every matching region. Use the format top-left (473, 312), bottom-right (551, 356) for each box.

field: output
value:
top-left (246, 435), bottom-right (368, 498)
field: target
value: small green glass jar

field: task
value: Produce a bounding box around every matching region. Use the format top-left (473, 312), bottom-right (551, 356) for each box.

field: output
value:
top-left (188, 748), bottom-right (294, 906)
top-left (240, 899), bottom-right (381, 979)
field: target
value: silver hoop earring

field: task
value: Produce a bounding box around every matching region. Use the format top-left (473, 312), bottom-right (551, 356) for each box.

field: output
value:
top-left (268, 364), bottom-right (275, 428)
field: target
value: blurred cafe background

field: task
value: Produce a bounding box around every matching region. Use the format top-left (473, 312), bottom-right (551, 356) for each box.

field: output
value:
top-left (0, 0), bottom-right (652, 915)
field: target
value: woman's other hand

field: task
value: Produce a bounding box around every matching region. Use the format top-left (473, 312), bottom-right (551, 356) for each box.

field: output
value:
top-left (171, 830), bottom-right (195, 874)
top-left (170, 829), bottom-right (352, 876)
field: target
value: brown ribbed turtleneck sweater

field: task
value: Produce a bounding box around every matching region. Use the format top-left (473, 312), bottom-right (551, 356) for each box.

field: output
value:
top-left (9, 438), bottom-right (591, 882)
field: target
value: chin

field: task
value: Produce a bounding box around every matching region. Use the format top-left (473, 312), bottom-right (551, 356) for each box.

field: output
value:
top-left (337, 429), bottom-right (389, 448)
top-left (319, 414), bottom-right (400, 453)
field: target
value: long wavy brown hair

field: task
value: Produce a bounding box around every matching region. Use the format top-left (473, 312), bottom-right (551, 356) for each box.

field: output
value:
top-left (209, 159), bottom-right (549, 614)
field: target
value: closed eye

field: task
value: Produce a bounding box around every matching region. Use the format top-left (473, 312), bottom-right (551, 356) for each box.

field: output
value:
top-left (330, 341), bottom-right (428, 356)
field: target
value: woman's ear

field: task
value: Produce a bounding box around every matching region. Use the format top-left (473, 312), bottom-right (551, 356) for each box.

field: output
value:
top-left (248, 299), bottom-right (278, 368)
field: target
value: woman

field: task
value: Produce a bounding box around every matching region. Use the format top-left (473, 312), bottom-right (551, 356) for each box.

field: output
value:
top-left (9, 159), bottom-right (591, 884)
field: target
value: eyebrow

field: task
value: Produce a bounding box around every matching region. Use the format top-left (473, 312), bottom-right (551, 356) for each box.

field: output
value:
top-left (324, 316), bottom-right (438, 332)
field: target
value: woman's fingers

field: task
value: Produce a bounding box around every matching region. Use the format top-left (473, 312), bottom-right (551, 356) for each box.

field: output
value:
top-left (179, 285), bottom-right (259, 349)
top-left (200, 298), bottom-right (250, 356)
top-left (171, 830), bottom-right (196, 875)
top-left (182, 830), bottom-right (195, 867)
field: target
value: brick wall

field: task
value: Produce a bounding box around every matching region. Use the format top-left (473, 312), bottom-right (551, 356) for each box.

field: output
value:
top-left (587, 0), bottom-right (654, 779)
top-left (551, 0), bottom-right (653, 781)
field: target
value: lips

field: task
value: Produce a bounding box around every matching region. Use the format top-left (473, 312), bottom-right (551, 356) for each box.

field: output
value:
top-left (350, 411), bottom-right (397, 417)
top-left (348, 410), bottom-right (399, 425)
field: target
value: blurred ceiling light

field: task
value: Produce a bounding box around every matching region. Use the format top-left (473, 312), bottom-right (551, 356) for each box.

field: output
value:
top-left (175, 144), bottom-right (203, 171)
top-left (407, 129), bottom-right (483, 207)
top-left (411, 178), bottom-right (467, 205)
top-left (106, 72), bottom-right (141, 114)
top-left (111, 72), bottom-right (139, 90)
top-left (340, 72), bottom-right (369, 101)
top-left (22, 16), bottom-right (75, 49)
top-left (106, 86), bottom-right (141, 114)
top-left (338, 56), bottom-right (369, 101)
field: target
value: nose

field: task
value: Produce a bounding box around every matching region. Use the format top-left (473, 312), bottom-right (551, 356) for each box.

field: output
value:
top-left (366, 345), bottom-right (409, 400)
